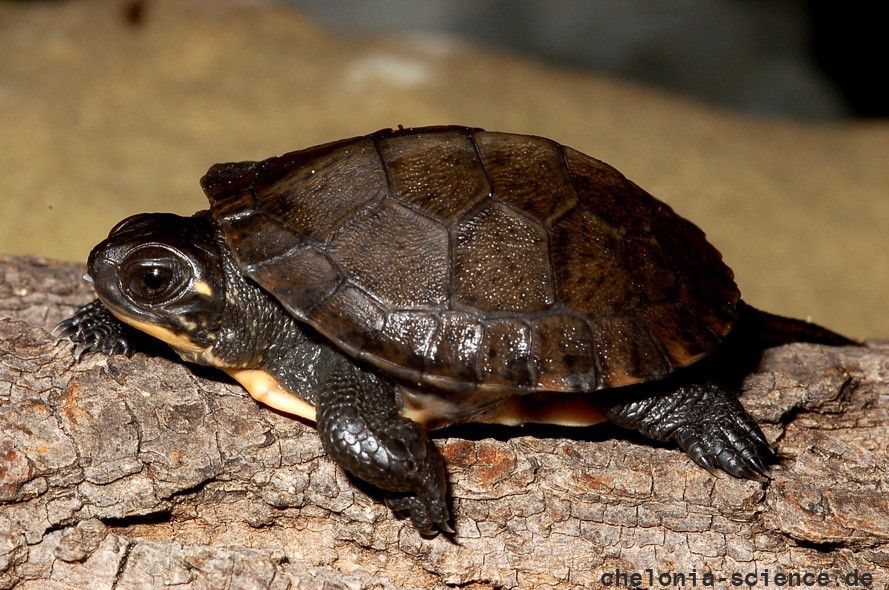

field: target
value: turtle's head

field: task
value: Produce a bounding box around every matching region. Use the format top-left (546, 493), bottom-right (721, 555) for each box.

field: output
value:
top-left (87, 211), bottom-right (227, 355)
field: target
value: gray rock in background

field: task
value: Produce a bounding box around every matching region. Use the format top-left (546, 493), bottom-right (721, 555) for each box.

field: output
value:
top-left (293, 0), bottom-right (849, 119)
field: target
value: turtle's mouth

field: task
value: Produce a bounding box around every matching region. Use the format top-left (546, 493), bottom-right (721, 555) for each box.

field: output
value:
top-left (96, 296), bottom-right (204, 355)
top-left (83, 273), bottom-right (94, 284)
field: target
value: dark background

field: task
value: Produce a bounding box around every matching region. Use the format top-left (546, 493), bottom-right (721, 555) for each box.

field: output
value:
top-left (291, 0), bottom-right (887, 120)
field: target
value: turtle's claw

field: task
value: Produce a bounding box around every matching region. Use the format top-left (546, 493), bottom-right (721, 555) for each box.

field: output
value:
top-left (51, 321), bottom-right (70, 342)
top-left (605, 381), bottom-right (775, 482)
top-left (53, 316), bottom-right (86, 343)
top-left (673, 416), bottom-right (773, 481)
top-left (110, 337), bottom-right (131, 356)
top-left (386, 495), bottom-right (453, 537)
top-left (683, 439), bottom-right (721, 476)
top-left (55, 299), bottom-right (136, 360)
top-left (73, 343), bottom-right (90, 362)
top-left (745, 450), bottom-right (772, 481)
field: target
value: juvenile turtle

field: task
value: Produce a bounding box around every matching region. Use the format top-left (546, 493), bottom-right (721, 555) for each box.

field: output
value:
top-left (56, 126), bottom-right (855, 535)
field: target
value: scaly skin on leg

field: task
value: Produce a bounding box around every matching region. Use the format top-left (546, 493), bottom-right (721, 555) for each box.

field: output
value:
top-left (603, 381), bottom-right (773, 480)
top-left (316, 362), bottom-right (450, 536)
top-left (54, 299), bottom-right (137, 359)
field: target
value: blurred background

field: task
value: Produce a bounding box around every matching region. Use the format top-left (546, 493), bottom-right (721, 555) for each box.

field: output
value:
top-left (293, 0), bottom-right (886, 121)
top-left (1, 0), bottom-right (886, 337)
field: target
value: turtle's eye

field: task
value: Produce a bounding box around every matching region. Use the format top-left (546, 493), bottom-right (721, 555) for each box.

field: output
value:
top-left (122, 247), bottom-right (189, 304)
top-left (139, 266), bottom-right (174, 295)
top-left (126, 262), bottom-right (183, 303)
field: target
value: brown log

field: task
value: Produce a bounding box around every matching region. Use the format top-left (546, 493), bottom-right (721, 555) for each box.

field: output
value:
top-left (1, 256), bottom-right (887, 589)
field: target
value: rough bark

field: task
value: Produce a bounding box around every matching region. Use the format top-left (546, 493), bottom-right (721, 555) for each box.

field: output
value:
top-left (1, 255), bottom-right (887, 590)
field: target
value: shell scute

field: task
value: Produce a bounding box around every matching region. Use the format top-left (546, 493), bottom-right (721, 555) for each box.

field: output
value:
top-left (256, 138), bottom-right (387, 244)
top-left (549, 208), bottom-right (635, 316)
top-left (307, 285), bottom-right (386, 356)
top-left (329, 199), bottom-right (449, 309)
top-left (453, 202), bottom-right (554, 313)
top-left (216, 210), bottom-right (293, 265)
top-left (531, 314), bottom-right (599, 391)
top-left (474, 132), bottom-right (578, 224)
top-left (563, 147), bottom-right (658, 235)
top-left (250, 246), bottom-right (343, 320)
top-left (639, 302), bottom-right (722, 368)
top-left (424, 312), bottom-right (483, 384)
top-left (624, 238), bottom-right (681, 306)
top-left (362, 311), bottom-right (438, 372)
top-left (378, 129), bottom-right (490, 222)
top-left (477, 320), bottom-right (534, 388)
top-left (592, 316), bottom-right (672, 388)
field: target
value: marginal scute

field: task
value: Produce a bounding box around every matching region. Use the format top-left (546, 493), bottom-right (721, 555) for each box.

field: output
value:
top-left (592, 316), bottom-right (672, 388)
top-left (531, 315), bottom-right (598, 391)
top-left (453, 202), bottom-right (554, 313)
top-left (362, 311), bottom-right (438, 370)
top-left (477, 320), bottom-right (534, 387)
top-left (200, 161), bottom-right (259, 203)
top-left (425, 312), bottom-right (483, 384)
top-left (639, 303), bottom-right (721, 367)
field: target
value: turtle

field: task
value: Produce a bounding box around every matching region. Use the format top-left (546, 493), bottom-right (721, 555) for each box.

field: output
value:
top-left (55, 125), bottom-right (855, 535)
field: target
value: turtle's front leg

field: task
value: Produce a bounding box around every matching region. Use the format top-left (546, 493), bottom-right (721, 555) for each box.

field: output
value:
top-left (317, 362), bottom-right (451, 536)
top-left (54, 299), bottom-right (137, 359)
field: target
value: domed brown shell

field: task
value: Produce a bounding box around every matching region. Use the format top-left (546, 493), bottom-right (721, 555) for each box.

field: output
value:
top-left (202, 126), bottom-right (739, 393)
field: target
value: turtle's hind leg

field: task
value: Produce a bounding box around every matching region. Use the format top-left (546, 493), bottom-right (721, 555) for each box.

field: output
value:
top-left (316, 361), bottom-right (451, 536)
top-left (602, 381), bottom-right (773, 480)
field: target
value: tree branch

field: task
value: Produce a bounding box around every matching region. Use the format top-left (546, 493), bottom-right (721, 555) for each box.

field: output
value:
top-left (1, 256), bottom-right (887, 589)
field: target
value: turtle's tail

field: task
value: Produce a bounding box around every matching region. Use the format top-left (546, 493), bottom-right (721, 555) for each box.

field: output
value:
top-left (737, 301), bottom-right (860, 348)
